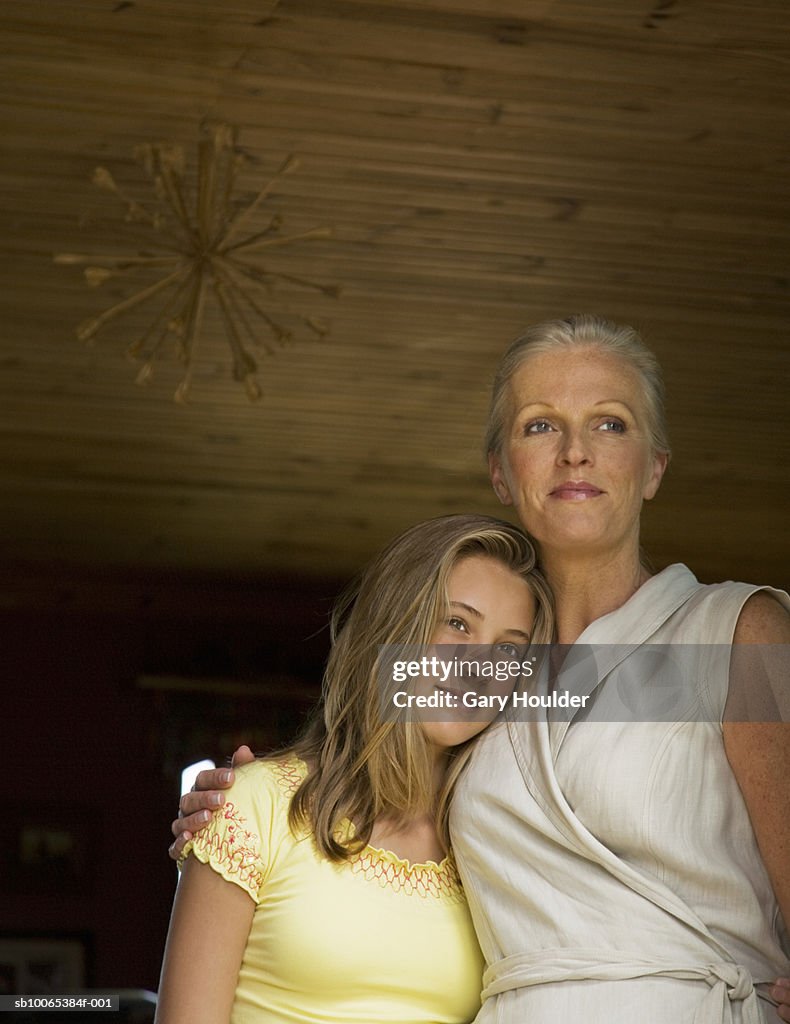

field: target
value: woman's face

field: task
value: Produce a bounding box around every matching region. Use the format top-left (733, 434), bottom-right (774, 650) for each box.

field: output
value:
top-left (419, 553), bottom-right (536, 752)
top-left (488, 347), bottom-right (667, 558)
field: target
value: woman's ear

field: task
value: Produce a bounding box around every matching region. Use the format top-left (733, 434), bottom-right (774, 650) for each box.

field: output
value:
top-left (488, 452), bottom-right (514, 506)
top-left (643, 451), bottom-right (669, 501)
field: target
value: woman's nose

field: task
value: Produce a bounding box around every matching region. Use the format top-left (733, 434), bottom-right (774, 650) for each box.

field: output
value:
top-left (558, 429), bottom-right (592, 466)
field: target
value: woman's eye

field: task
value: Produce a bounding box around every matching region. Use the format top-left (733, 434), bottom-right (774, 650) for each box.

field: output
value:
top-left (495, 642), bottom-right (521, 659)
top-left (447, 616), bottom-right (469, 634)
top-left (525, 419), bottom-right (553, 435)
top-left (598, 418), bottom-right (625, 433)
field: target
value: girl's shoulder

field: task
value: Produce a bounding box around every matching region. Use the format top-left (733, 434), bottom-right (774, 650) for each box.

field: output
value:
top-left (233, 753), bottom-right (308, 801)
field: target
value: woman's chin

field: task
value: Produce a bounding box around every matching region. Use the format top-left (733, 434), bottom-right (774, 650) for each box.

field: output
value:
top-left (538, 523), bottom-right (630, 556)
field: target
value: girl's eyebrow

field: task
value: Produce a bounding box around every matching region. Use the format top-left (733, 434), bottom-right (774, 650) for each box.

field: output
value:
top-left (450, 601), bottom-right (531, 641)
top-left (450, 600), bottom-right (482, 619)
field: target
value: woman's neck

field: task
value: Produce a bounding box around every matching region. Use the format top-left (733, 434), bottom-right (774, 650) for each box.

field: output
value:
top-left (540, 546), bottom-right (651, 645)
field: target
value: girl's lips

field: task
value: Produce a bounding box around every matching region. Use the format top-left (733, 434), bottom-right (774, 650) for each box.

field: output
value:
top-left (550, 482), bottom-right (603, 500)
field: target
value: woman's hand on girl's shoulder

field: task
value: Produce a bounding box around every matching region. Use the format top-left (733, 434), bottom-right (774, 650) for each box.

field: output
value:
top-left (168, 745), bottom-right (256, 860)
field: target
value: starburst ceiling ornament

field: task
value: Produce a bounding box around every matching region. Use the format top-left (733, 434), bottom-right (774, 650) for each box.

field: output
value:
top-left (55, 122), bottom-right (339, 402)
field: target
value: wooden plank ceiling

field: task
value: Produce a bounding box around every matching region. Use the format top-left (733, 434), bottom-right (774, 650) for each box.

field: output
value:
top-left (1, 0), bottom-right (788, 595)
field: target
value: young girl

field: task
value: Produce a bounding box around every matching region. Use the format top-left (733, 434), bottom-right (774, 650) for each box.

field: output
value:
top-left (155, 513), bottom-right (553, 1024)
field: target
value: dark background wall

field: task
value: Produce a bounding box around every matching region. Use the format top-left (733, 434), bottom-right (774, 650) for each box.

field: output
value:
top-left (1, 568), bottom-right (337, 993)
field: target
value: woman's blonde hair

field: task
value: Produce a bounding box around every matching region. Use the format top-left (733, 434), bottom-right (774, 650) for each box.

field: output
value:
top-left (485, 314), bottom-right (671, 459)
top-left (283, 513), bottom-right (553, 860)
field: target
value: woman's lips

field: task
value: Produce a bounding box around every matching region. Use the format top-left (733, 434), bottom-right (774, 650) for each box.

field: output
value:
top-left (550, 481), bottom-right (603, 500)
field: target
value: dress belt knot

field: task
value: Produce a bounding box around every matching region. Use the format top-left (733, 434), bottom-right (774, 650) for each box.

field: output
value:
top-left (698, 962), bottom-right (759, 1023)
top-left (480, 950), bottom-right (764, 1023)
top-left (706, 962), bottom-right (753, 1001)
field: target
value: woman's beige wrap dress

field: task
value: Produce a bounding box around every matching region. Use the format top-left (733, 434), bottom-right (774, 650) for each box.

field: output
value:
top-left (452, 564), bottom-right (789, 1023)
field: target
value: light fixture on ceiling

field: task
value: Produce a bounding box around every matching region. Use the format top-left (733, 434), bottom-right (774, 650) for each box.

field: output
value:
top-left (55, 122), bottom-right (339, 403)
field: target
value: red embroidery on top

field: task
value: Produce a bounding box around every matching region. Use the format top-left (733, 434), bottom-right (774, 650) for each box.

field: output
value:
top-left (192, 800), bottom-right (263, 895)
top-left (270, 757), bottom-right (305, 796)
top-left (348, 848), bottom-right (464, 901)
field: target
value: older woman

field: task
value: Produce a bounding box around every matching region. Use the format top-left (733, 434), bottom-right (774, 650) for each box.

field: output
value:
top-left (174, 316), bottom-right (789, 1023)
top-left (454, 315), bottom-right (789, 1023)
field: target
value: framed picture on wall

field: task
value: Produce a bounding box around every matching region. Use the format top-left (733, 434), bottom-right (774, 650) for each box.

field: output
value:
top-left (0, 935), bottom-right (87, 995)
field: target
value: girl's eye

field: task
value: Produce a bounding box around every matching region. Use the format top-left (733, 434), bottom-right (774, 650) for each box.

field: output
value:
top-left (447, 616), bottom-right (469, 634)
top-left (525, 419), bottom-right (553, 435)
top-left (598, 418), bottom-right (625, 433)
top-left (495, 642), bottom-right (521, 659)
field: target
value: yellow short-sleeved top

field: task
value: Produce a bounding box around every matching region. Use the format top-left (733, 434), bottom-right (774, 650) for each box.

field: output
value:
top-left (183, 757), bottom-right (484, 1024)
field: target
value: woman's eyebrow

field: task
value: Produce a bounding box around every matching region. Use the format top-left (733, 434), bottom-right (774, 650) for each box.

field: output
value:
top-left (592, 399), bottom-right (637, 414)
top-left (514, 398), bottom-right (637, 414)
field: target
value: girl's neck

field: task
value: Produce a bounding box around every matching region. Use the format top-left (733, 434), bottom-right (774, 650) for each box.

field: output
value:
top-left (539, 545), bottom-right (651, 645)
top-left (368, 809), bottom-right (445, 864)
top-left (431, 746), bottom-right (449, 793)
top-left (367, 747), bottom-right (448, 863)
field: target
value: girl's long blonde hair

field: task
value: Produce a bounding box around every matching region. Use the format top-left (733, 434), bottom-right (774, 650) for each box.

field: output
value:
top-left (280, 513), bottom-right (553, 860)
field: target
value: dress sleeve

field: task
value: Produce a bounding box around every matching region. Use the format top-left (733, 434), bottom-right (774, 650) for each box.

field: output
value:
top-left (181, 761), bottom-right (284, 904)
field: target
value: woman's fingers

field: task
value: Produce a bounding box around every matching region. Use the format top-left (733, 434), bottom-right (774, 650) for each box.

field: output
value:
top-left (166, 747), bottom-right (255, 862)
top-left (194, 765), bottom-right (234, 794)
top-left (771, 979), bottom-right (790, 1022)
top-left (231, 744), bottom-right (255, 767)
top-left (172, 806), bottom-right (218, 836)
top-left (168, 831), bottom-right (193, 862)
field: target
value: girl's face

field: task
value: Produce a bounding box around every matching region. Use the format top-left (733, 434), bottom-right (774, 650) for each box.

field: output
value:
top-left (419, 553), bottom-right (537, 752)
top-left (488, 347), bottom-right (667, 560)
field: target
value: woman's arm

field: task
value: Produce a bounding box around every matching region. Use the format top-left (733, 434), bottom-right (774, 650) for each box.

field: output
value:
top-left (155, 856), bottom-right (255, 1024)
top-left (723, 592), bottom-right (790, 930)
